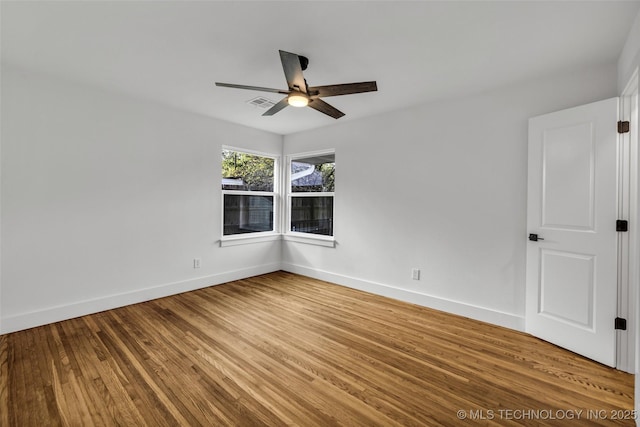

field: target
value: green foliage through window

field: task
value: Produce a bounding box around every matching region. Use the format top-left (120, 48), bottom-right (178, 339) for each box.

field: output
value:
top-left (290, 154), bottom-right (335, 193)
top-left (222, 150), bottom-right (274, 192)
top-left (222, 149), bottom-right (276, 236)
top-left (289, 152), bottom-right (335, 236)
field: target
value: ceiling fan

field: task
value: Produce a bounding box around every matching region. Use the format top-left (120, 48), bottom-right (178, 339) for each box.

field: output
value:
top-left (215, 50), bottom-right (377, 119)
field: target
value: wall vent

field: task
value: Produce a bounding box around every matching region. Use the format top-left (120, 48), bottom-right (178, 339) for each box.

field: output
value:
top-left (247, 96), bottom-right (276, 109)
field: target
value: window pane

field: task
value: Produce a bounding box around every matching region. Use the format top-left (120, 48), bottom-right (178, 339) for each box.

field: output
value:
top-left (223, 195), bottom-right (273, 235)
top-left (222, 150), bottom-right (274, 192)
top-left (291, 154), bottom-right (335, 193)
top-left (291, 196), bottom-right (333, 236)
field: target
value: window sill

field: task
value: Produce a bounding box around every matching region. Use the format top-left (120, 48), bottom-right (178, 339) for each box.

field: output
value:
top-left (283, 233), bottom-right (336, 248)
top-left (219, 233), bottom-right (282, 247)
top-left (219, 232), bottom-right (336, 248)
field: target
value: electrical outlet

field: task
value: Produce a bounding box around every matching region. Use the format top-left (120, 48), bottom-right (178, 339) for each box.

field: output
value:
top-left (411, 268), bottom-right (420, 280)
top-left (194, 258), bottom-right (201, 269)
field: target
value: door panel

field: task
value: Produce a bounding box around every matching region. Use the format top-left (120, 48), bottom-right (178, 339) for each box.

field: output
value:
top-left (540, 249), bottom-right (594, 329)
top-left (526, 97), bottom-right (618, 367)
top-left (541, 122), bottom-right (595, 230)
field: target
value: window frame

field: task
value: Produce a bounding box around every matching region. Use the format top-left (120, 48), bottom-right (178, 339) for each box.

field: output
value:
top-left (220, 146), bottom-right (281, 246)
top-left (285, 149), bottom-right (336, 247)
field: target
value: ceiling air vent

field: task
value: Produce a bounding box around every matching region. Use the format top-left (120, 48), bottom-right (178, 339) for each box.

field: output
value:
top-left (247, 96), bottom-right (276, 109)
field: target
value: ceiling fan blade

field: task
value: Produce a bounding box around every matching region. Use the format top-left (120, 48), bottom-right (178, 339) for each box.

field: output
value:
top-left (262, 97), bottom-right (289, 116)
top-left (307, 99), bottom-right (345, 119)
top-left (279, 50), bottom-right (307, 93)
top-left (215, 82), bottom-right (289, 95)
top-left (308, 81), bottom-right (378, 98)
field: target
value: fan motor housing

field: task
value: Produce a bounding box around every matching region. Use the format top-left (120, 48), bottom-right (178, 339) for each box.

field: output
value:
top-left (299, 56), bottom-right (309, 71)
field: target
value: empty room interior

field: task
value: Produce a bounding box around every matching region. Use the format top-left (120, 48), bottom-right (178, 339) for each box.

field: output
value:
top-left (2, 1), bottom-right (640, 425)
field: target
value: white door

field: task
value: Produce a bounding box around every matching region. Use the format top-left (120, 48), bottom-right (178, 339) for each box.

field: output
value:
top-left (526, 97), bottom-right (619, 367)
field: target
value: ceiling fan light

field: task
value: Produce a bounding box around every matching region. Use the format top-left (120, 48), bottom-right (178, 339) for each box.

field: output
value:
top-left (288, 94), bottom-right (309, 107)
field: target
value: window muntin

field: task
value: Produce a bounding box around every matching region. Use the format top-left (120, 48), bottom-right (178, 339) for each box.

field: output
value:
top-left (289, 152), bottom-right (335, 237)
top-left (222, 149), bottom-right (277, 237)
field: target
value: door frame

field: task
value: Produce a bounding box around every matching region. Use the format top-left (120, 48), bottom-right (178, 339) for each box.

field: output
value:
top-left (617, 67), bottom-right (639, 373)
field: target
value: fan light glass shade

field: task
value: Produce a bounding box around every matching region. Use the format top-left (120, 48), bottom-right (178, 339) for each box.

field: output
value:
top-left (288, 94), bottom-right (309, 107)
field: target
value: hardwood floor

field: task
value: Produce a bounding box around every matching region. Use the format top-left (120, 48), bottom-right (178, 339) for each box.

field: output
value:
top-left (0, 271), bottom-right (635, 426)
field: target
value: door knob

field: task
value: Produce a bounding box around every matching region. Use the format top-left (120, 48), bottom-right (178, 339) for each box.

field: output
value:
top-left (529, 233), bottom-right (544, 242)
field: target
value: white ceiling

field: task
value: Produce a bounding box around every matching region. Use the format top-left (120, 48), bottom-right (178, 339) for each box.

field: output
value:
top-left (2, 1), bottom-right (639, 135)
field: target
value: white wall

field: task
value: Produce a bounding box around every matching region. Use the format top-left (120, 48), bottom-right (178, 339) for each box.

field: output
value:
top-left (0, 59), bottom-right (623, 335)
top-left (0, 65), bottom-right (283, 333)
top-left (619, 9), bottom-right (640, 94)
top-left (283, 63), bottom-right (618, 331)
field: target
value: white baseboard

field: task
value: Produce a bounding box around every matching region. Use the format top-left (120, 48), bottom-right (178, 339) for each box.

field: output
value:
top-left (1, 263), bottom-right (281, 334)
top-left (2, 263), bottom-right (525, 335)
top-left (282, 263), bottom-right (525, 332)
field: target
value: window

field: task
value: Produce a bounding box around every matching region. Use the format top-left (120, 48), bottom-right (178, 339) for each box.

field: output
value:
top-left (221, 149), bottom-right (277, 237)
top-left (288, 151), bottom-right (335, 237)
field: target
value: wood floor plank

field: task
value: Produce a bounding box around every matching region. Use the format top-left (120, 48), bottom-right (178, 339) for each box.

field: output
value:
top-left (1, 271), bottom-right (635, 426)
top-left (0, 333), bottom-right (9, 427)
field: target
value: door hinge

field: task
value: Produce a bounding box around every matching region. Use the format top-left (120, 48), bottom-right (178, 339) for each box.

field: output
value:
top-left (618, 120), bottom-right (630, 134)
top-left (615, 317), bottom-right (627, 331)
top-left (617, 220), bottom-right (628, 232)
